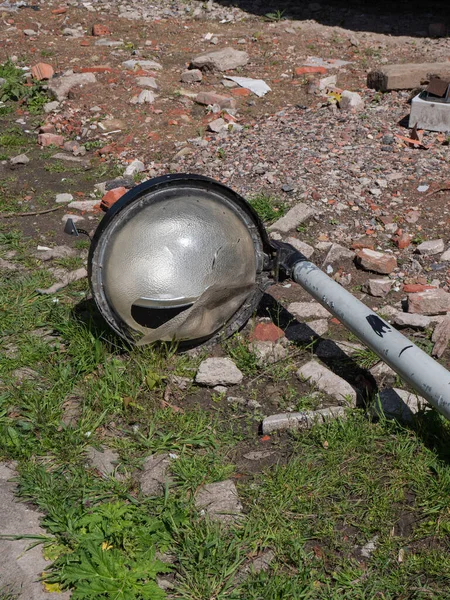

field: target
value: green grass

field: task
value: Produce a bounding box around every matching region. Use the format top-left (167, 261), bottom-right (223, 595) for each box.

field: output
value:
top-left (248, 192), bottom-right (287, 225)
top-left (1, 231), bottom-right (450, 598)
top-left (0, 60), bottom-right (50, 114)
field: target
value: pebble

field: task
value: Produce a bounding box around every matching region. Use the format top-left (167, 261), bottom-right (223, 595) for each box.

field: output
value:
top-left (136, 76), bottom-right (158, 89)
top-left (195, 357), bottom-right (243, 386)
top-left (10, 153), bottom-right (29, 165)
top-left (55, 193), bottom-right (74, 204)
top-left (130, 89), bottom-right (156, 104)
top-left (416, 239), bottom-right (445, 256)
top-left (269, 203), bottom-right (315, 233)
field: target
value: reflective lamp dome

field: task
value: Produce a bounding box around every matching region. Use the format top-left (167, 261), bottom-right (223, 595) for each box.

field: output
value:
top-left (89, 174), bottom-right (270, 346)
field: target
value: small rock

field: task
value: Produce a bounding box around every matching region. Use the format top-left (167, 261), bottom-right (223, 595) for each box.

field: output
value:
top-left (393, 312), bottom-right (432, 329)
top-left (43, 100), bottom-right (60, 113)
top-left (10, 153), bottom-right (29, 165)
top-left (242, 451), bottom-right (274, 460)
top-left (38, 133), bottom-right (64, 147)
top-left (339, 90), bottom-right (364, 111)
top-left (100, 118), bottom-right (126, 132)
top-left (55, 193), bottom-right (74, 204)
top-left (440, 248), bottom-right (450, 262)
top-left (407, 289), bottom-right (450, 315)
top-left (191, 48), bottom-right (249, 72)
top-left (62, 214), bottom-right (84, 224)
top-left (356, 249), bottom-right (397, 275)
top-left (23, 29), bottom-right (37, 36)
top-left (262, 406), bottom-right (346, 434)
top-left (124, 159), bottom-right (145, 176)
top-left (38, 245), bottom-right (76, 261)
top-left (360, 537), bottom-right (378, 559)
top-left (31, 62), bottom-right (54, 81)
top-left (48, 72), bottom-right (96, 101)
top-left (416, 239), bottom-right (445, 256)
top-left (122, 59), bottom-right (162, 71)
top-left (323, 243), bottom-right (354, 266)
top-left (269, 203), bottom-right (314, 233)
top-left (235, 550), bottom-right (275, 583)
top-left (251, 340), bottom-right (287, 366)
top-left (285, 237), bottom-right (315, 258)
top-left (196, 357), bottom-right (243, 386)
top-left (288, 302), bottom-right (330, 319)
top-left (140, 454), bottom-right (171, 496)
top-left (131, 89), bottom-right (156, 104)
top-left (307, 319), bottom-right (329, 336)
top-left (207, 117), bottom-right (226, 132)
top-left (136, 76), bottom-right (158, 89)
top-left (195, 480), bottom-right (243, 523)
top-left (68, 200), bottom-right (98, 212)
top-left (373, 388), bottom-right (427, 422)
top-left (297, 360), bottom-right (357, 405)
top-left (196, 91), bottom-right (236, 109)
top-left (181, 69), bottom-right (203, 83)
top-left (431, 315), bottom-right (450, 357)
top-left (86, 446), bottom-right (119, 476)
top-left (318, 75), bottom-right (337, 90)
top-left (364, 278), bottom-right (393, 297)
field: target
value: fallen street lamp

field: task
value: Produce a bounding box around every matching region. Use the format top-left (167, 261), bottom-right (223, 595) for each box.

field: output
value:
top-left (65, 174), bottom-right (450, 421)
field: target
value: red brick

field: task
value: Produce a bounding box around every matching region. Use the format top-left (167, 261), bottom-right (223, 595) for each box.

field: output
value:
top-left (408, 288), bottom-right (450, 315)
top-left (100, 187), bottom-right (127, 211)
top-left (80, 40), bottom-right (91, 47)
top-left (249, 323), bottom-right (285, 343)
top-left (403, 284), bottom-right (435, 293)
top-left (31, 62), bottom-right (54, 81)
top-left (231, 87), bottom-right (251, 97)
top-left (356, 248), bottom-right (397, 275)
top-left (92, 24), bottom-right (111, 36)
top-left (393, 233), bottom-right (411, 249)
top-left (294, 66), bottom-right (327, 77)
top-left (52, 7), bottom-right (67, 14)
top-left (37, 133), bottom-right (64, 147)
top-left (39, 124), bottom-right (55, 134)
top-left (351, 237), bottom-right (375, 250)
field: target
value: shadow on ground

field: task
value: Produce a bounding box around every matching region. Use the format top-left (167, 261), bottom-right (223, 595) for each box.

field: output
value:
top-left (201, 0), bottom-right (450, 37)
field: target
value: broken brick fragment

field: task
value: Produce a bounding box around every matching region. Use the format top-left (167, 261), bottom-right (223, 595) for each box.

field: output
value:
top-left (249, 323), bottom-right (285, 343)
top-left (92, 24), bottom-right (111, 36)
top-left (100, 187), bottom-right (127, 211)
top-left (37, 133), bottom-right (64, 147)
top-left (294, 66), bottom-right (327, 77)
top-left (31, 62), bottom-right (54, 81)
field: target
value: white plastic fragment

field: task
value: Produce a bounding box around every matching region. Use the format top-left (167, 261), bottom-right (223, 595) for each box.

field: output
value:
top-left (224, 76), bottom-right (271, 97)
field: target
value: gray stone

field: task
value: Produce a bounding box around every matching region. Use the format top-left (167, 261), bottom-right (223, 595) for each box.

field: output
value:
top-left (242, 451), bottom-right (274, 460)
top-left (339, 91), bottom-right (364, 111)
top-left (195, 479), bottom-right (243, 523)
top-left (285, 237), bottom-right (314, 258)
top-left (10, 153), bottom-right (29, 165)
top-left (307, 318), bottom-right (329, 336)
top-left (48, 72), bottom-right (96, 101)
top-left (124, 159), bottom-right (145, 176)
top-left (287, 301), bottom-right (331, 319)
top-left (55, 192), bottom-right (73, 204)
top-left (393, 312), bottom-right (432, 329)
top-left (181, 69), bottom-right (203, 83)
top-left (360, 537), bottom-right (378, 559)
top-left (323, 243), bottom-right (355, 266)
top-left (297, 360), bottom-right (357, 405)
top-left (136, 76), bottom-right (158, 89)
top-left (24, 29), bottom-right (37, 36)
top-left (440, 248), bottom-right (450, 262)
top-left (269, 203), bottom-right (314, 233)
top-left (38, 245), bottom-right (77, 261)
top-left (373, 388), bottom-right (427, 422)
top-left (63, 27), bottom-right (84, 37)
top-left (262, 406), bottom-right (346, 434)
top-left (0, 463), bottom-right (71, 600)
top-left (368, 62), bottom-right (450, 92)
top-left (67, 200), bottom-right (98, 212)
top-left (191, 48), bottom-right (249, 72)
top-left (51, 152), bottom-right (87, 163)
top-left (122, 59), bottom-right (162, 70)
top-left (86, 446), bottom-right (120, 476)
top-left (44, 100), bottom-right (60, 113)
top-left (95, 39), bottom-right (123, 47)
top-left (364, 278), bottom-right (393, 297)
top-left (431, 315), bottom-right (450, 358)
top-left (416, 239), bottom-right (445, 256)
top-left (62, 213), bottom-right (84, 224)
top-left (250, 340), bottom-right (287, 366)
top-left (139, 454), bottom-right (171, 496)
top-left (208, 118), bottom-right (226, 132)
top-left (196, 357), bottom-right (243, 386)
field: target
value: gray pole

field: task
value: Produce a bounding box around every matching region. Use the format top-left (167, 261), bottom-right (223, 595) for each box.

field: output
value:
top-left (291, 259), bottom-right (450, 420)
